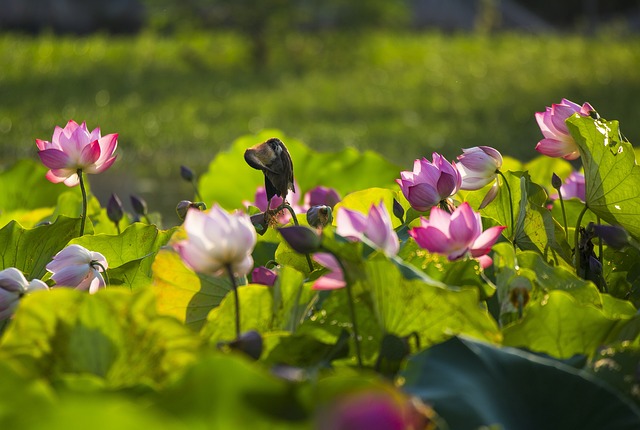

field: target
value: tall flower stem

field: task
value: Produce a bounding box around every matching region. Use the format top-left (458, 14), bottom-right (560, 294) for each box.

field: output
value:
top-left (334, 255), bottom-right (363, 368)
top-left (226, 264), bottom-right (241, 339)
top-left (573, 205), bottom-right (589, 273)
top-left (557, 191), bottom-right (569, 240)
top-left (282, 203), bottom-right (315, 273)
top-left (497, 171), bottom-right (515, 244)
top-left (77, 168), bottom-right (87, 236)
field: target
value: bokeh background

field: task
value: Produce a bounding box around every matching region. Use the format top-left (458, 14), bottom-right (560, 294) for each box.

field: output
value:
top-left (1, 0), bottom-right (639, 225)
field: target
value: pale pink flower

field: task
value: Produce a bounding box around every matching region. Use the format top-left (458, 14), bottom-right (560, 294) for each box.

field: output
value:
top-left (46, 244), bottom-right (108, 294)
top-left (36, 120), bottom-right (118, 186)
top-left (175, 204), bottom-right (257, 277)
top-left (0, 268), bottom-right (48, 320)
top-left (336, 202), bottom-right (399, 257)
top-left (535, 98), bottom-right (594, 160)
top-left (457, 146), bottom-right (503, 190)
top-left (312, 253), bottom-right (346, 290)
top-left (409, 202), bottom-right (505, 267)
top-left (397, 153), bottom-right (462, 212)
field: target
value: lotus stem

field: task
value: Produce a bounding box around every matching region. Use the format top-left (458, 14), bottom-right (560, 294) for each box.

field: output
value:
top-left (77, 169), bottom-right (87, 236)
top-left (334, 255), bottom-right (363, 368)
top-left (226, 264), bottom-right (241, 339)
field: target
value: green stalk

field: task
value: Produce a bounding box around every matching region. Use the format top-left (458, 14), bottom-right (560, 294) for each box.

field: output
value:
top-left (573, 205), bottom-right (590, 272)
top-left (334, 256), bottom-right (363, 368)
top-left (557, 191), bottom-right (569, 240)
top-left (497, 171), bottom-right (515, 244)
top-left (226, 264), bottom-right (241, 339)
top-left (77, 169), bottom-right (87, 236)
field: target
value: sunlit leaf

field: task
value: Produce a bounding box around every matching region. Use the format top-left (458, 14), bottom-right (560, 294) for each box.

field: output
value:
top-left (0, 288), bottom-right (199, 389)
top-left (502, 290), bottom-right (635, 359)
top-left (568, 115), bottom-right (640, 240)
top-left (199, 130), bottom-right (400, 210)
top-left (0, 216), bottom-right (81, 279)
top-left (151, 249), bottom-right (231, 331)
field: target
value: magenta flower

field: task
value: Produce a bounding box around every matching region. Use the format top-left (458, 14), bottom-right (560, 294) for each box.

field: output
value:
top-left (244, 182), bottom-right (302, 224)
top-left (535, 98), bottom-right (594, 160)
top-left (46, 244), bottom-right (108, 294)
top-left (336, 202), bottom-right (399, 257)
top-left (175, 204), bottom-right (257, 277)
top-left (251, 266), bottom-right (278, 286)
top-left (303, 186), bottom-right (341, 209)
top-left (36, 120), bottom-right (118, 186)
top-left (312, 253), bottom-right (346, 290)
top-left (457, 146), bottom-right (503, 190)
top-left (397, 153), bottom-right (462, 212)
top-left (409, 202), bottom-right (505, 266)
top-left (0, 268), bottom-right (48, 320)
top-left (551, 171), bottom-right (586, 202)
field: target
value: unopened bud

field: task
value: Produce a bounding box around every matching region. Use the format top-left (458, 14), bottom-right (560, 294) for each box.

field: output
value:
top-left (551, 173), bottom-right (563, 190)
top-left (180, 165), bottom-right (195, 182)
top-left (307, 205), bottom-right (333, 229)
top-left (225, 330), bottom-right (263, 360)
top-left (130, 194), bottom-right (148, 216)
top-left (392, 198), bottom-right (405, 223)
top-left (279, 226), bottom-right (322, 254)
top-left (176, 200), bottom-right (206, 220)
top-left (107, 193), bottom-right (124, 224)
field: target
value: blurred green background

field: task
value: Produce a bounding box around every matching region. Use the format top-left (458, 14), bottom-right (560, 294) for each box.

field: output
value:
top-left (1, 0), bottom-right (639, 225)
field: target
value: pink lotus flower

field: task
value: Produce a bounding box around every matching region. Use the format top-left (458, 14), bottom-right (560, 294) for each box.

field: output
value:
top-left (251, 266), bottom-right (278, 286)
top-left (409, 202), bottom-right (505, 267)
top-left (397, 153), bottom-right (462, 212)
top-left (46, 244), bottom-right (108, 294)
top-left (303, 186), bottom-right (341, 209)
top-left (336, 202), bottom-right (399, 257)
top-left (244, 182), bottom-right (302, 224)
top-left (457, 146), bottom-right (503, 190)
top-left (0, 268), bottom-right (48, 320)
top-left (312, 253), bottom-right (346, 290)
top-left (535, 98), bottom-right (594, 160)
top-left (550, 171), bottom-right (586, 202)
top-left (36, 120), bottom-right (118, 186)
top-left (175, 204), bottom-right (257, 277)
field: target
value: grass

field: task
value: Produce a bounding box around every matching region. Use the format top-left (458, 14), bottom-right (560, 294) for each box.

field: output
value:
top-left (1, 30), bottom-right (640, 221)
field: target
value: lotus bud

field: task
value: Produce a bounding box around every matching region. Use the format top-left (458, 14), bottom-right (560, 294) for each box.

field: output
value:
top-left (130, 194), bottom-right (148, 216)
top-left (180, 165), bottom-right (195, 182)
top-left (279, 226), bottom-right (322, 254)
top-left (307, 205), bottom-right (333, 229)
top-left (106, 193), bottom-right (124, 225)
top-left (176, 200), bottom-right (206, 220)
top-left (392, 198), bottom-right (405, 223)
top-left (551, 173), bottom-right (563, 190)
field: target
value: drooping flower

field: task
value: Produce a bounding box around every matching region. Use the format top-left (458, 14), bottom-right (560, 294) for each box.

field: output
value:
top-left (409, 202), bottom-right (505, 267)
top-left (46, 244), bottom-right (108, 294)
top-left (175, 204), bottom-right (257, 277)
top-left (397, 153), bottom-right (462, 212)
top-left (312, 253), bottom-right (346, 290)
top-left (0, 268), bottom-right (48, 320)
top-left (550, 171), bottom-right (586, 202)
top-left (336, 201), bottom-right (399, 257)
top-left (251, 266), bottom-right (278, 286)
top-left (36, 120), bottom-right (118, 186)
top-left (535, 98), bottom-right (594, 160)
top-left (457, 146), bottom-right (503, 190)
